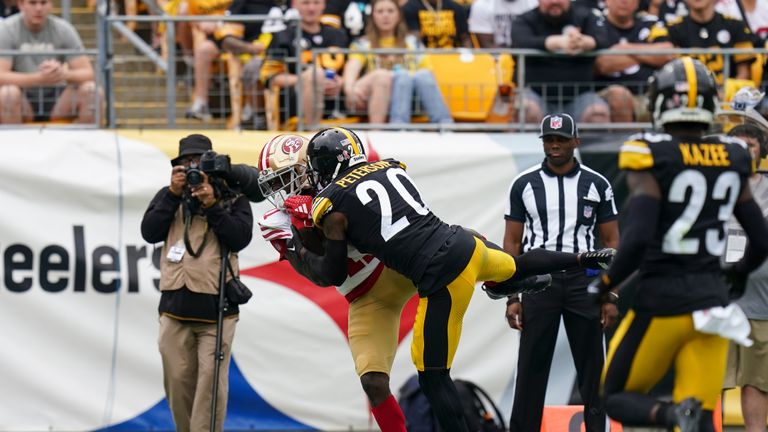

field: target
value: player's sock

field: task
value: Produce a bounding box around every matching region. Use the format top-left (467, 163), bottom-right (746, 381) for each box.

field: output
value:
top-left (418, 369), bottom-right (469, 432)
top-left (605, 392), bottom-right (672, 426)
top-left (370, 394), bottom-right (406, 432)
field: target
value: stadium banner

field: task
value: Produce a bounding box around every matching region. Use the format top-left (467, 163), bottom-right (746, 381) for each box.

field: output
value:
top-left (1, 129), bottom-right (613, 431)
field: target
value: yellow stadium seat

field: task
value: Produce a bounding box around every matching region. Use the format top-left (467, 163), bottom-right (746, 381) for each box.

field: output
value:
top-left (423, 52), bottom-right (513, 122)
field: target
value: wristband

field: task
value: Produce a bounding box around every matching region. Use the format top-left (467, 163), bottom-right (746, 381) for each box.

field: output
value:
top-left (604, 291), bottom-right (619, 305)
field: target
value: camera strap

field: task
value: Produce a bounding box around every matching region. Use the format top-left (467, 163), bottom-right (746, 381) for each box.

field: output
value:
top-left (183, 213), bottom-right (210, 258)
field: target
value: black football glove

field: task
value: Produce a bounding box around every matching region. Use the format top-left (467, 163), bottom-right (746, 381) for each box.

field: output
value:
top-left (722, 262), bottom-right (748, 300)
top-left (483, 274), bottom-right (552, 300)
top-left (587, 273), bottom-right (616, 304)
top-left (286, 225), bottom-right (306, 255)
top-left (578, 248), bottom-right (616, 270)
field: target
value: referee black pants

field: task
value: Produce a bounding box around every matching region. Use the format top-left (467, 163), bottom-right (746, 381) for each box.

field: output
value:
top-left (510, 268), bottom-right (606, 432)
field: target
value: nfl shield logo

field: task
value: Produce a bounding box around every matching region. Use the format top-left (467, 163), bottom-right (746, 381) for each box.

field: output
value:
top-left (550, 116), bottom-right (563, 129)
top-left (583, 205), bottom-right (593, 218)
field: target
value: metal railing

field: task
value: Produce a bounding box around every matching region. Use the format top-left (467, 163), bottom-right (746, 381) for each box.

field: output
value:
top-left (17, 5), bottom-right (764, 130)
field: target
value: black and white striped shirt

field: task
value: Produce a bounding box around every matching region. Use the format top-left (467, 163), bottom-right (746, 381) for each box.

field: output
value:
top-left (505, 160), bottom-right (618, 253)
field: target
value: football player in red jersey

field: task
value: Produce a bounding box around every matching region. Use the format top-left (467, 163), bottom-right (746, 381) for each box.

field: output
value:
top-left (589, 58), bottom-right (768, 431)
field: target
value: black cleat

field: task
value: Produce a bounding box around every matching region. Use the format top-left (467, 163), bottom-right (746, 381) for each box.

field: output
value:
top-left (482, 274), bottom-right (552, 300)
top-left (672, 398), bottom-right (702, 432)
top-left (578, 248), bottom-right (616, 270)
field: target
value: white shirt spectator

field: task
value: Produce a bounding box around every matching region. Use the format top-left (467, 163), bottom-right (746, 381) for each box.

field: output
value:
top-left (468, 0), bottom-right (538, 46)
top-left (716, 0), bottom-right (768, 39)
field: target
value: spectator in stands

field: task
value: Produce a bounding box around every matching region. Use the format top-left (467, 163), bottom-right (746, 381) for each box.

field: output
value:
top-left (321, 0), bottom-right (369, 38)
top-left (184, 0), bottom-right (234, 121)
top-left (343, 0), bottom-right (395, 123)
top-left (723, 122), bottom-right (768, 432)
top-left (595, 0), bottom-right (673, 122)
top-left (510, 0), bottom-right (611, 123)
top-left (344, 0), bottom-right (452, 124)
top-left (468, 0), bottom-right (537, 47)
top-left (716, 0), bottom-right (768, 41)
top-left (220, 0), bottom-right (278, 128)
top-left (261, 0), bottom-right (349, 125)
top-left (0, 0), bottom-right (100, 124)
top-left (1, 0), bottom-right (18, 18)
top-left (402, 0), bottom-right (470, 47)
top-left (648, 0), bottom-right (687, 23)
top-left (666, 0), bottom-right (756, 84)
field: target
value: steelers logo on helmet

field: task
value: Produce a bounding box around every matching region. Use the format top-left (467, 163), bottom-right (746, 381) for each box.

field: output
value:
top-left (647, 57), bottom-right (719, 128)
top-left (306, 127), bottom-right (368, 190)
top-left (257, 133), bottom-right (311, 209)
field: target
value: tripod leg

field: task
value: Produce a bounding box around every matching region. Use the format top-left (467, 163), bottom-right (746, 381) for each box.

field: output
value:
top-left (210, 245), bottom-right (229, 432)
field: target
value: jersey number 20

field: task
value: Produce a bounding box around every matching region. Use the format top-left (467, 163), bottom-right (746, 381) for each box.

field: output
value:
top-left (662, 170), bottom-right (740, 256)
top-left (355, 168), bottom-right (429, 241)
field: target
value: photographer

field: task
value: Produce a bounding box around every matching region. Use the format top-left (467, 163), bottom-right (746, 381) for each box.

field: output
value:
top-left (140, 134), bottom-right (253, 432)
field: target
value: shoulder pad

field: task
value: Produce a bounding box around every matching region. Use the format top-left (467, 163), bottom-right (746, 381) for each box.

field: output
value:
top-left (311, 196), bottom-right (334, 228)
top-left (383, 158), bottom-right (407, 170)
top-left (667, 16), bottom-right (684, 25)
top-left (619, 136), bottom-right (656, 170)
top-left (720, 135), bottom-right (748, 148)
top-left (638, 12), bottom-right (659, 22)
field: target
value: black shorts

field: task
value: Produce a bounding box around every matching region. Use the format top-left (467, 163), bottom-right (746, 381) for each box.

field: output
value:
top-left (24, 86), bottom-right (68, 121)
top-left (279, 86), bottom-right (346, 120)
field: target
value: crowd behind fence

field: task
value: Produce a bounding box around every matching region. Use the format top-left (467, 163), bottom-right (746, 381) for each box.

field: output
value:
top-left (0, 10), bottom-right (766, 131)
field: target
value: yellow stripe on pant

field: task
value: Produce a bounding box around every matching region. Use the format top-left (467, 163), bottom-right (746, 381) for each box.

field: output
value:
top-left (411, 238), bottom-right (517, 371)
top-left (602, 309), bottom-right (728, 410)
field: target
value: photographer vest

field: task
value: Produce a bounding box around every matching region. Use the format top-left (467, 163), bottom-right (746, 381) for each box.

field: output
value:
top-left (159, 206), bottom-right (238, 294)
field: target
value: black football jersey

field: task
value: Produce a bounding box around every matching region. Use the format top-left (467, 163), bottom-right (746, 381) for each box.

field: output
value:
top-left (666, 13), bottom-right (756, 84)
top-left (599, 13), bottom-right (669, 90)
top-left (311, 159), bottom-right (473, 293)
top-left (262, 23), bottom-right (349, 78)
top-left (619, 132), bottom-right (752, 276)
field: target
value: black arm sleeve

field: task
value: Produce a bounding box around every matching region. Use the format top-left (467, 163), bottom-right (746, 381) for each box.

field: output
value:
top-left (140, 187), bottom-right (182, 243)
top-left (284, 248), bottom-right (335, 287)
top-left (604, 195), bottom-right (660, 288)
top-left (205, 195), bottom-right (254, 252)
top-left (299, 238), bottom-right (349, 287)
top-left (510, 248), bottom-right (580, 280)
top-left (733, 198), bottom-right (768, 274)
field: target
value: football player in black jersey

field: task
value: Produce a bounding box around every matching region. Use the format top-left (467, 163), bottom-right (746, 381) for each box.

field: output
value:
top-left (293, 126), bottom-right (616, 432)
top-left (589, 57), bottom-right (768, 431)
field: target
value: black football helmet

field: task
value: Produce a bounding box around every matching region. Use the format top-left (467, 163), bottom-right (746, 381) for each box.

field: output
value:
top-left (306, 127), bottom-right (367, 189)
top-left (647, 57), bottom-right (719, 128)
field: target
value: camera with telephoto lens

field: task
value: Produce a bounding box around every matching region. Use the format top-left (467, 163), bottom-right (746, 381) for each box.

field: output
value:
top-left (185, 150), bottom-right (232, 186)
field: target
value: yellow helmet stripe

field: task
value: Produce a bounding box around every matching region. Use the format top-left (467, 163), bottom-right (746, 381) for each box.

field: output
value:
top-left (682, 57), bottom-right (698, 108)
top-left (334, 127), bottom-right (361, 156)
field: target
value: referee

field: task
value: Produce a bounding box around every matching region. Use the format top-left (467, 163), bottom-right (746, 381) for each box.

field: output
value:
top-left (504, 113), bottom-right (620, 432)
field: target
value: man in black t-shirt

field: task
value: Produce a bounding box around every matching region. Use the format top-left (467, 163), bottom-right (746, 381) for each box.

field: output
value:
top-left (595, 0), bottom-right (673, 121)
top-left (261, 0), bottom-right (349, 125)
top-left (510, 0), bottom-right (611, 123)
top-left (402, 0), bottom-right (470, 48)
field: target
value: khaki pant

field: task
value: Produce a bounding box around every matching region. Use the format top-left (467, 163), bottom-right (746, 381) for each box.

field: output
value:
top-left (158, 314), bottom-right (237, 432)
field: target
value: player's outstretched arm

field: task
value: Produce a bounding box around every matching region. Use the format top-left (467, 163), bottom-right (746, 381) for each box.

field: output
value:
top-left (291, 212), bottom-right (349, 287)
top-left (284, 232), bottom-right (334, 287)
